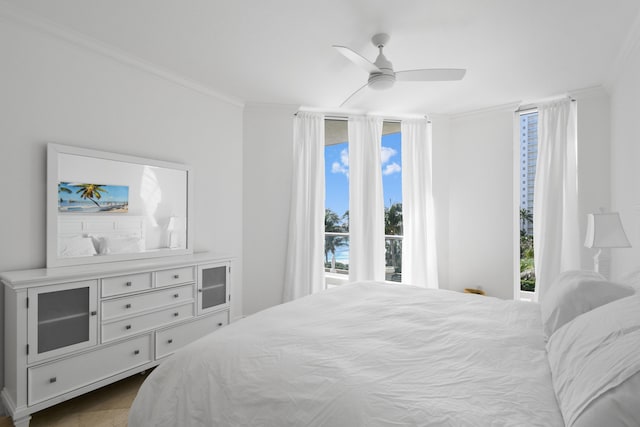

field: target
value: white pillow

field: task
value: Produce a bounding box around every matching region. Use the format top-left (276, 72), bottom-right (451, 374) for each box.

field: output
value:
top-left (546, 294), bottom-right (640, 427)
top-left (95, 236), bottom-right (145, 254)
top-left (540, 270), bottom-right (634, 338)
top-left (619, 270), bottom-right (640, 293)
top-left (572, 371), bottom-right (640, 427)
top-left (58, 236), bottom-right (97, 257)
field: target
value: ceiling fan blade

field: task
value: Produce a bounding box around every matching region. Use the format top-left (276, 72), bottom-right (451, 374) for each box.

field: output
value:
top-left (395, 68), bottom-right (466, 81)
top-left (340, 82), bottom-right (369, 107)
top-left (333, 45), bottom-right (380, 74)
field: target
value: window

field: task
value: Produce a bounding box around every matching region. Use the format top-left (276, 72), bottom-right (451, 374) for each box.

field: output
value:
top-left (381, 123), bottom-right (402, 282)
top-left (324, 120), bottom-right (350, 286)
top-left (324, 120), bottom-right (403, 285)
top-left (519, 111), bottom-right (537, 294)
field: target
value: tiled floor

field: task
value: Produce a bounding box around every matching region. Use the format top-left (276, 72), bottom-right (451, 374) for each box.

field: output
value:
top-left (0, 371), bottom-right (148, 427)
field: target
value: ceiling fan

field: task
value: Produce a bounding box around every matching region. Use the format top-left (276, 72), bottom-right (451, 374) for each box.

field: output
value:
top-left (333, 33), bottom-right (466, 106)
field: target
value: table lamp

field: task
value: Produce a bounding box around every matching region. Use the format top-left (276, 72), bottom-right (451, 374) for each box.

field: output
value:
top-left (584, 212), bottom-right (631, 273)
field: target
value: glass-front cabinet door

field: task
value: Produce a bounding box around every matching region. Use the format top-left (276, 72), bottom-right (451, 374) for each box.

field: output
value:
top-left (27, 280), bottom-right (98, 363)
top-left (197, 263), bottom-right (230, 315)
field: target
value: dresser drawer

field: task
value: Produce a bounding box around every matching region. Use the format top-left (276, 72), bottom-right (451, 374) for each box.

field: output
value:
top-left (102, 273), bottom-right (152, 297)
top-left (28, 334), bottom-right (151, 405)
top-left (156, 310), bottom-right (228, 359)
top-left (102, 303), bottom-right (194, 342)
top-left (102, 284), bottom-right (194, 321)
top-left (155, 267), bottom-right (194, 287)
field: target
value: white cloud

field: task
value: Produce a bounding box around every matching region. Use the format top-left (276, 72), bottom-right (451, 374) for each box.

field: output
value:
top-left (381, 146), bottom-right (397, 165)
top-left (331, 147), bottom-right (399, 176)
top-left (383, 162), bottom-right (401, 176)
top-left (332, 161), bottom-right (348, 175)
top-left (340, 149), bottom-right (349, 167)
top-left (332, 149), bottom-right (349, 176)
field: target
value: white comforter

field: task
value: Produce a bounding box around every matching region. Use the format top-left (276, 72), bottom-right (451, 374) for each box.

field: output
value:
top-left (129, 282), bottom-right (564, 426)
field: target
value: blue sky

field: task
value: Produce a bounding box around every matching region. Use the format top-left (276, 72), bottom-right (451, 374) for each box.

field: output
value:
top-left (325, 132), bottom-right (402, 217)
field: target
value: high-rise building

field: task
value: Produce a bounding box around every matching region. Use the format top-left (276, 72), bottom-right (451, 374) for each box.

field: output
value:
top-left (519, 112), bottom-right (538, 235)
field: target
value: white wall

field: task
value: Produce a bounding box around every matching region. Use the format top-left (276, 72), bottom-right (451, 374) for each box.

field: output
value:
top-left (0, 15), bottom-right (243, 392)
top-left (574, 89), bottom-right (613, 272)
top-left (610, 37), bottom-right (640, 279)
top-left (243, 104), bottom-right (297, 315)
top-left (446, 107), bottom-right (517, 299)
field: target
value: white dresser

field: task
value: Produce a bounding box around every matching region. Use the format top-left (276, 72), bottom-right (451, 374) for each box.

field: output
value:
top-left (1, 253), bottom-right (234, 427)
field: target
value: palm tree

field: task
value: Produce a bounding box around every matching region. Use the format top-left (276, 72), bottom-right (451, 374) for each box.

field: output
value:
top-left (385, 202), bottom-right (403, 235)
top-left (325, 209), bottom-right (347, 269)
top-left (74, 183), bottom-right (108, 207)
top-left (520, 208), bottom-right (533, 232)
top-left (519, 208), bottom-right (535, 291)
top-left (384, 202), bottom-right (403, 275)
top-left (341, 210), bottom-right (349, 232)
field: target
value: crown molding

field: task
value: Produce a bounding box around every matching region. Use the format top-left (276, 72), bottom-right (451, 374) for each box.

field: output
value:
top-left (604, 7), bottom-right (640, 90)
top-left (449, 85), bottom-right (608, 120)
top-left (449, 102), bottom-right (520, 120)
top-left (568, 86), bottom-right (608, 100)
top-left (244, 102), bottom-right (300, 112)
top-left (0, 1), bottom-right (245, 108)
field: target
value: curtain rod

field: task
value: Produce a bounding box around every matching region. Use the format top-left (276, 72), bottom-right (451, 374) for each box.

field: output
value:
top-left (294, 112), bottom-right (431, 124)
top-left (515, 97), bottom-right (576, 113)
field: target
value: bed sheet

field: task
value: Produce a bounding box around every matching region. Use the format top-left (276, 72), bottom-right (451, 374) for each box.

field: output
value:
top-left (129, 282), bottom-right (563, 427)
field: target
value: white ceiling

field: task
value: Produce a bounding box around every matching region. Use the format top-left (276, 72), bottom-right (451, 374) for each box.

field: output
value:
top-left (5, 0), bottom-right (640, 115)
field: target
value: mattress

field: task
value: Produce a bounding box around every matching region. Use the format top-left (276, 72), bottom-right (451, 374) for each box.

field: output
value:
top-left (129, 282), bottom-right (564, 426)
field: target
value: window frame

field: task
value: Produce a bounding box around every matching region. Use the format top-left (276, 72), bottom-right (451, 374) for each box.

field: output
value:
top-left (514, 109), bottom-right (538, 301)
top-left (323, 119), bottom-right (404, 287)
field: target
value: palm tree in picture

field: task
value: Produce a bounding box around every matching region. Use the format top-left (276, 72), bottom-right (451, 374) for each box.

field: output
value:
top-left (58, 182), bottom-right (72, 204)
top-left (74, 184), bottom-right (108, 207)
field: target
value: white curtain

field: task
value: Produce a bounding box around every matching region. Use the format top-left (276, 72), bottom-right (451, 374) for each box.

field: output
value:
top-left (348, 116), bottom-right (385, 282)
top-left (533, 99), bottom-right (580, 302)
top-left (283, 112), bottom-right (325, 302)
top-left (401, 119), bottom-right (439, 288)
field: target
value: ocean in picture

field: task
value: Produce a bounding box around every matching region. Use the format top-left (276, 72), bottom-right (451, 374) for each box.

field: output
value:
top-left (58, 182), bottom-right (129, 213)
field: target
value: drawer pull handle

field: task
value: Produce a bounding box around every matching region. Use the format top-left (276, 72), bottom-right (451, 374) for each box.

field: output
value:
top-left (125, 304), bottom-right (132, 309)
top-left (49, 377), bottom-right (57, 384)
top-left (173, 293), bottom-right (179, 298)
top-left (125, 281), bottom-right (132, 287)
top-left (167, 339), bottom-right (173, 344)
top-left (198, 289), bottom-right (203, 293)
top-left (218, 322), bottom-right (223, 327)
top-left (173, 274), bottom-right (180, 279)
top-left (173, 312), bottom-right (179, 317)
top-left (90, 311), bottom-right (97, 316)
top-left (134, 350), bottom-right (140, 355)
top-left (125, 325), bottom-right (132, 330)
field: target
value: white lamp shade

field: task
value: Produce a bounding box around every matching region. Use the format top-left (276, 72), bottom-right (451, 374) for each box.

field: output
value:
top-left (167, 216), bottom-right (177, 231)
top-left (584, 212), bottom-right (631, 248)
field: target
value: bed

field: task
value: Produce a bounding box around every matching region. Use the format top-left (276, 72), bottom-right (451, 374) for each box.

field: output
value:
top-left (129, 275), bottom-right (640, 427)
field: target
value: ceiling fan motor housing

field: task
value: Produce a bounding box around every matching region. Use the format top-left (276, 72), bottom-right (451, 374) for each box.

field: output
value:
top-left (368, 72), bottom-right (395, 90)
top-left (369, 34), bottom-right (395, 90)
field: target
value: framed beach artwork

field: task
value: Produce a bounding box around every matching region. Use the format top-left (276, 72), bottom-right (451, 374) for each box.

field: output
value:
top-left (58, 182), bottom-right (129, 213)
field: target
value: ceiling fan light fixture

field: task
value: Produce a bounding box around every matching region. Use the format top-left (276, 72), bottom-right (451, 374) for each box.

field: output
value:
top-left (368, 73), bottom-right (395, 90)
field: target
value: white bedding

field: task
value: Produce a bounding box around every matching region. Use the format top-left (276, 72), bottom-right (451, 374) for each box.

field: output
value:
top-left (129, 282), bottom-right (563, 426)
